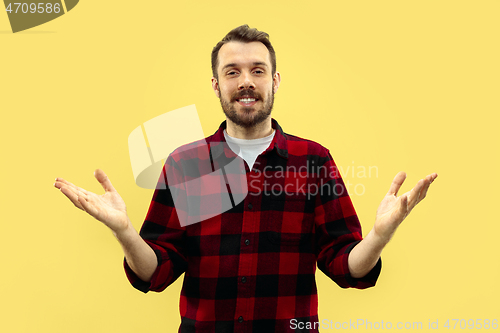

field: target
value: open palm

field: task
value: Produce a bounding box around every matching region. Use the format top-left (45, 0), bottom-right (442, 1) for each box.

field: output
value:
top-left (54, 169), bottom-right (129, 233)
top-left (374, 171), bottom-right (437, 243)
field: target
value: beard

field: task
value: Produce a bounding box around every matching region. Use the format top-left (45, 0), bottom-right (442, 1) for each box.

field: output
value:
top-left (219, 87), bottom-right (275, 129)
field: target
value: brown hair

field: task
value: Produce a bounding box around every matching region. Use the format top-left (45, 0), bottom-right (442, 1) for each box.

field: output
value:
top-left (211, 24), bottom-right (276, 79)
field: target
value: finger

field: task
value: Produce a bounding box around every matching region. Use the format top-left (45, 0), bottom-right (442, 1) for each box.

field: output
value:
top-left (387, 171), bottom-right (407, 196)
top-left (94, 169), bottom-right (116, 193)
top-left (54, 177), bottom-right (89, 195)
top-left (408, 179), bottom-right (426, 209)
top-left (57, 181), bottom-right (88, 200)
top-left (59, 185), bottom-right (85, 210)
top-left (418, 175), bottom-right (435, 202)
top-left (54, 177), bottom-right (78, 191)
top-left (430, 173), bottom-right (438, 183)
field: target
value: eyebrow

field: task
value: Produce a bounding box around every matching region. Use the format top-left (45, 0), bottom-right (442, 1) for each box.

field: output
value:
top-left (221, 62), bottom-right (269, 71)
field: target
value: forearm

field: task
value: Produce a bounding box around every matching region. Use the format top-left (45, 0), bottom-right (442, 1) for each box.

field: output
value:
top-left (113, 219), bottom-right (158, 282)
top-left (348, 228), bottom-right (388, 278)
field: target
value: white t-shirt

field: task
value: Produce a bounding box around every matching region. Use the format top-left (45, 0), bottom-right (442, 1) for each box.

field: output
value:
top-left (223, 129), bottom-right (275, 170)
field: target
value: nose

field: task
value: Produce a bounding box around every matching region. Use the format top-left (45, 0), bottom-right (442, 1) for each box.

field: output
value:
top-left (238, 71), bottom-right (255, 90)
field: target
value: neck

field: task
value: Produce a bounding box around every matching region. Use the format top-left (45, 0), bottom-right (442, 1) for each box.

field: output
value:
top-left (225, 117), bottom-right (273, 139)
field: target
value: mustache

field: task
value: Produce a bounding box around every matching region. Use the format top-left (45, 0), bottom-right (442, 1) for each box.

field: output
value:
top-left (231, 89), bottom-right (261, 101)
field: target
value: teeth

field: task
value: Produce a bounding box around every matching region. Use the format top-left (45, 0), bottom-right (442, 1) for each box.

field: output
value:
top-left (239, 98), bottom-right (256, 103)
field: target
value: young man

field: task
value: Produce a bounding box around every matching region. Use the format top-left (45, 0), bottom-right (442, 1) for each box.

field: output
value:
top-left (55, 25), bottom-right (437, 332)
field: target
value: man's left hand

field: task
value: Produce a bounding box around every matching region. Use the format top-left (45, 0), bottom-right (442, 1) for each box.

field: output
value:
top-left (373, 171), bottom-right (438, 244)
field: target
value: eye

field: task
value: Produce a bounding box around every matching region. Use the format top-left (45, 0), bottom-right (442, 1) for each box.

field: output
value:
top-left (227, 71), bottom-right (238, 76)
top-left (254, 69), bottom-right (264, 74)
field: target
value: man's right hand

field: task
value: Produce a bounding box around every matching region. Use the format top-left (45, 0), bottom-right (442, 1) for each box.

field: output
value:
top-left (54, 169), bottom-right (158, 282)
top-left (54, 169), bottom-right (129, 234)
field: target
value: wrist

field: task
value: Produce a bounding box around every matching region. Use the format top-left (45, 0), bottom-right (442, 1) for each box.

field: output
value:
top-left (367, 228), bottom-right (392, 249)
top-left (112, 218), bottom-right (136, 240)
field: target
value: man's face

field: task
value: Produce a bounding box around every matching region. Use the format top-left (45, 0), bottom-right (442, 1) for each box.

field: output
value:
top-left (212, 41), bottom-right (280, 129)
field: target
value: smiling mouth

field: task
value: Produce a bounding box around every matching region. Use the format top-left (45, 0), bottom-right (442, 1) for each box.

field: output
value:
top-left (236, 97), bottom-right (258, 106)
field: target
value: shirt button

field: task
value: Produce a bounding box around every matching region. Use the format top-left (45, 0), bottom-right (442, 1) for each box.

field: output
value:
top-left (238, 316), bottom-right (244, 323)
top-left (241, 276), bottom-right (247, 283)
top-left (253, 169), bottom-right (258, 174)
top-left (244, 239), bottom-right (250, 246)
top-left (248, 203), bottom-right (253, 209)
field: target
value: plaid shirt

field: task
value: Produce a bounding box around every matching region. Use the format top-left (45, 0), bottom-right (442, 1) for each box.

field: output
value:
top-left (124, 118), bottom-right (381, 333)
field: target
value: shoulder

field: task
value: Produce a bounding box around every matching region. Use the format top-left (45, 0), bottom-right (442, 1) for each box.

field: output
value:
top-left (284, 132), bottom-right (330, 158)
top-left (168, 136), bottom-right (212, 165)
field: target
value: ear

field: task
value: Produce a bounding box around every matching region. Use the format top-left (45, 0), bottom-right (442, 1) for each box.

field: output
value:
top-left (273, 72), bottom-right (281, 94)
top-left (211, 77), bottom-right (220, 98)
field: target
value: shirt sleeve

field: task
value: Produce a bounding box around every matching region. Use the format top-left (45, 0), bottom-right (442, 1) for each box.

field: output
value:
top-left (314, 148), bottom-right (381, 289)
top-left (124, 155), bottom-right (188, 293)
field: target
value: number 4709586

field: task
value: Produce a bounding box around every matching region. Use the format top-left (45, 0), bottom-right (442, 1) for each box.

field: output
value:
top-left (5, 3), bottom-right (61, 14)
top-left (443, 319), bottom-right (498, 329)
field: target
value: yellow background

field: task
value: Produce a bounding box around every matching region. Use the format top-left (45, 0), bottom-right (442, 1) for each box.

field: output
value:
top-left (1, 0), bottom-right (499, 332)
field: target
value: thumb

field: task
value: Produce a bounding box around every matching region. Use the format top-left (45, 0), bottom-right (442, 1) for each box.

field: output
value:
top-left (94, 169), bottom-right (115, 193)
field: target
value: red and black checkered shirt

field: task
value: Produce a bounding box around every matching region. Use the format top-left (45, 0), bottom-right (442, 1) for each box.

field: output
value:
top-left (124, 118), bottom-right (381, 333)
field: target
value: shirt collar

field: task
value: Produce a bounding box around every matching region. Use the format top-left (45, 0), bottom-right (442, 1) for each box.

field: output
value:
top-left (207, 118), bottom-right (289, 160)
